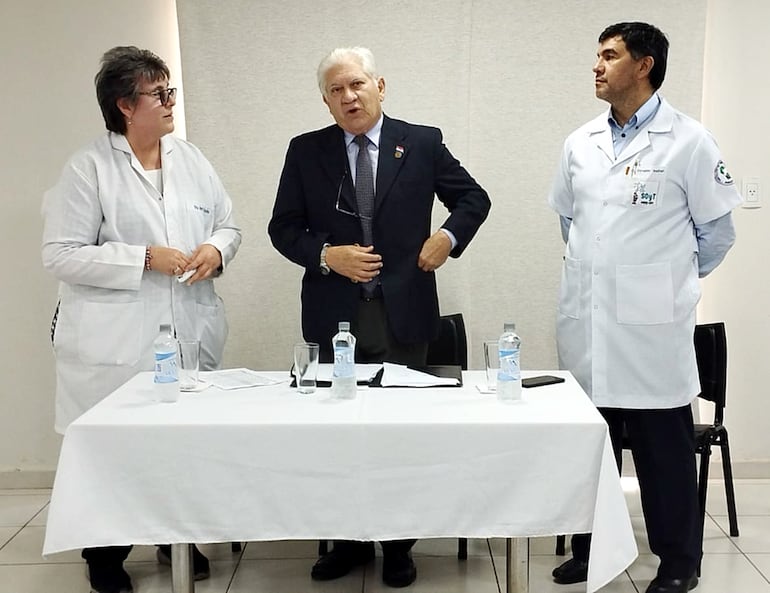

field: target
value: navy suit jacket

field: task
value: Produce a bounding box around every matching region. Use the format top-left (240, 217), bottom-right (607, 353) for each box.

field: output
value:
top-left (268, 115), bottom-right (490, 359)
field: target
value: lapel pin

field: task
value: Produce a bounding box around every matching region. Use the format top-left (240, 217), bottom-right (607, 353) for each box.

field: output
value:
top-left (394, 145), bottom-right (405, 159)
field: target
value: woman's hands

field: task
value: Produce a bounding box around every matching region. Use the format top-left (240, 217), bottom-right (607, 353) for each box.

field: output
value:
top-left (147, 244), bottom-right (222, 285)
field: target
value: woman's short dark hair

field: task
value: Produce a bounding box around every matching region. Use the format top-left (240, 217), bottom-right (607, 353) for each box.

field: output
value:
top-left (599, 22), bottom-right (669, 90)
top-left (94, 46), bottom-right (170, 134)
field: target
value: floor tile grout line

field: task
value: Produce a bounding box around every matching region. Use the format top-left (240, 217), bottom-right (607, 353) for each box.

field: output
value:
top-left (486, 538), bottom-right (503, 593)
top-left (626, 568), bottom-right (642, 593)
top-left (223, 541), bottom-right (246, 593)
top-left (741, 553), bottom-right (770, 585)
top-left (0, 526), bottom-right (24, 555)
top-left (704, 510), bottom-right (744, 555)
top-left (0, 499), bottom-right (49, 555)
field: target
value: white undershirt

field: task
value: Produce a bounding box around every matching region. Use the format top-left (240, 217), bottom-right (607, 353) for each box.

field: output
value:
top-left (144, 168), bottom-right (163, 196)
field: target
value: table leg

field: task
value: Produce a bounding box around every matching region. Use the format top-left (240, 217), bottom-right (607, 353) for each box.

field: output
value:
top-left (171, 543), bottom-right (194, 593)
top-left (505, 537), bottom-right (529, 593)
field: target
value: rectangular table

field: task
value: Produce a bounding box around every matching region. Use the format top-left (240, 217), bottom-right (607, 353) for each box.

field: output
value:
top-left (44, 370), bottom-right (637, 592)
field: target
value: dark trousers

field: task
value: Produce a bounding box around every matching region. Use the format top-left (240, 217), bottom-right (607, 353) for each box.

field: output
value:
top-left (571, 405), bottom-right (701, 578)
top-left (354, 297), bottom-right (428, 366)
top-left (330, 297), bottom-right (427, 557)
top-left (82, 545), bottom-right (132, 565)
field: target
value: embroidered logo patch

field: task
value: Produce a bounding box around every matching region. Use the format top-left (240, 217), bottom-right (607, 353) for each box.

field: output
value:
top-left (714, 160), bottom-right (734, 186)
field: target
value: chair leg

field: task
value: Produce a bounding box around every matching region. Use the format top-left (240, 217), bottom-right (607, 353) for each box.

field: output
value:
top-left (697, 448), bottom-right (710, 520)
top-left (318, 540), bottom-right (328, 556)
top-left (555, 534), bottom-right (566, 556)
top-left (696, 447), bottom-right (711, 578)
top-left (457, 537), bottom-right (467, 560)
top-left (720, 434), bottom-right (740, 537)
top-left (231, 542), bottom-right (242, 553)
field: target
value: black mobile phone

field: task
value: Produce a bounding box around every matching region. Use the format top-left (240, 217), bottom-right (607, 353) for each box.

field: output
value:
top-left (522, 375), bottom-right (565, 388)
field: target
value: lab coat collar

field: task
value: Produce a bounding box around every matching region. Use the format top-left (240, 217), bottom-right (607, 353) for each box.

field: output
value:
top-left (109, 132), bottom-right (174, 173)
top-left (108, 132), bottom-right (175, 194)
top-left (109, 131), bottom-right (175, 158)
top-left (586, 97), bottom-right (675, 166)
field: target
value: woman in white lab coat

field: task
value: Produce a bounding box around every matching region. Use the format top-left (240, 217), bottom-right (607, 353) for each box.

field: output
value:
top-left (42, 46), bottom-right (241, 593)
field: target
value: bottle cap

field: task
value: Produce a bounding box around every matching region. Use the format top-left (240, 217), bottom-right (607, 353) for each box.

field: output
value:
top-left (503, 322), bottom-right (516, 332)
top-left (338, 321), bottom-right (350, 331)
top-left (159, 323), bottom-right (172, 333)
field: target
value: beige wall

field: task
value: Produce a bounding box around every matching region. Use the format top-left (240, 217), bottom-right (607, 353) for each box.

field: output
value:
top-left (176, 0), bottom-right (706, 372)
top-left (0, 0), bottom-right (184, 486)
top-left (698, 0), bottom-right (770, 468)
top-left (1, 0), bottom-right (766, 484)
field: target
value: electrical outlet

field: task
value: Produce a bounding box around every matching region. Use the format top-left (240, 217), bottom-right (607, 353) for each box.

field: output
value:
top-left (742, 177), bottom-right (761, 209)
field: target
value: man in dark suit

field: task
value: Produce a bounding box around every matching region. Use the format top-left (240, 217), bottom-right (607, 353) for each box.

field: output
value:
top-left (268, 46), bottom-right (490, 587)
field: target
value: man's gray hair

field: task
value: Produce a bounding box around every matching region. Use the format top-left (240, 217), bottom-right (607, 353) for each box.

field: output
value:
top-left (317, 47), bottom-right (378, 96)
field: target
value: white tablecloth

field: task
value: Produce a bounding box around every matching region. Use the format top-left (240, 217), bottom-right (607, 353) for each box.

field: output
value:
top-left (44, 370), bottom-right (637, 592)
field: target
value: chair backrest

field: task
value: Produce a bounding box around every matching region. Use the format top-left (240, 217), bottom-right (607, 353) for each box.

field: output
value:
top-left (426, 313), bottom-right (468, 370)
top-left (694, 322), bottom-right (728, 423)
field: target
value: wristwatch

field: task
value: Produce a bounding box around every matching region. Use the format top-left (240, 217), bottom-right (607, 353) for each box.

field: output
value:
top-left (319, 243), bottom-right (331, 275)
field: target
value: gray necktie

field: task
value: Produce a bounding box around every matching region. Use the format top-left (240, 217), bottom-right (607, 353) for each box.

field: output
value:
top-left (355, 135), bottom-right (376, 295)
top-left (355, 135), bottom-right (375, 245)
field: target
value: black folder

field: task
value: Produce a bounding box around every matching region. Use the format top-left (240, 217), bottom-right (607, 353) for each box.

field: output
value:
top-left (290, 364), bottom-right (463, 388)
top-left (369, 364), bottom-right (463, 388)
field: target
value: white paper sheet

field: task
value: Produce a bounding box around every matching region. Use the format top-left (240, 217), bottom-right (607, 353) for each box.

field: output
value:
top-left (202, 368), bottom-right (283, 390)
top-left (379, 362), bottom-right (460, 387)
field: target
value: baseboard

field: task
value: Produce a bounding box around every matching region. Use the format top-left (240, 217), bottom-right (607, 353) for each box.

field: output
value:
top-left (710, 460), bottom-right (770, 479)
top-left (620, 452), bottom-right (770, 479)
top-left (0, 470), bottom-right (56, 489)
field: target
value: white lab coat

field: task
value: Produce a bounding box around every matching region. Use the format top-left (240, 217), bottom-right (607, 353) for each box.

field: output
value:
top-left (42, 132), bottom-right (241, 433)
top-left (548, 98), bottom-right (742, 409)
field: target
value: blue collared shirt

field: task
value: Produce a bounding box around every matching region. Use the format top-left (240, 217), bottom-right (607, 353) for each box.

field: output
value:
top-left (609, 93), bottom-right (661, 158)
top-left (344, 115), bottom-right (383, 190)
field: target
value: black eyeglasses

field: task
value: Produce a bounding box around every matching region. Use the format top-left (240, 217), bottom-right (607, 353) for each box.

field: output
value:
top-left (138, 87), bottom-right (177, 106)
top-left (335, 172), bottom-right (372, 220)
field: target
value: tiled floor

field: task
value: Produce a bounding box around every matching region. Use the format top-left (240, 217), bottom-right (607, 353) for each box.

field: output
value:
top-left (1, 478), bottom-right (769, 592)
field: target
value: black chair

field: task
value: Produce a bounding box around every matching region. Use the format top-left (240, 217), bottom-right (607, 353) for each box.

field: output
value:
top-left (426, 313), bottom-right (468, 374)
top-left (555, 321), bottom-right (739, 557)
top-left (427, 313), bottom-right (469, 560)
top-left (318, 314), bottom-right (471, 559)
top-left (691, 322), bottom-right (739, 538)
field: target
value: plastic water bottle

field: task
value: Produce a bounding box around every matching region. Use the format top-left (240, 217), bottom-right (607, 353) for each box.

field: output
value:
top-left (153, 324), bottom-right (179, 403)
top-left (331, 321), bottom-right (356, 399)
top-left (497, 322), bottom-right (522, 401)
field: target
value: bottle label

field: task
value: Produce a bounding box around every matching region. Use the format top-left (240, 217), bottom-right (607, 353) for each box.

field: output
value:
top-left (498, 348), bottom-right (520, 382)
top-left (333, 345), bottom-right (354, 378)
top-left (154, 350), bottom-right (178, 384)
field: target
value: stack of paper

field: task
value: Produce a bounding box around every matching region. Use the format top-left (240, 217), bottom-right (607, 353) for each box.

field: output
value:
top-left (379, 362), bottom-right (460, 387)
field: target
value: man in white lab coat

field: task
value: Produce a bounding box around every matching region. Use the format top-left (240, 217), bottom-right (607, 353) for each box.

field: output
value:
top-left (548, 22), bottom-right (742, 593)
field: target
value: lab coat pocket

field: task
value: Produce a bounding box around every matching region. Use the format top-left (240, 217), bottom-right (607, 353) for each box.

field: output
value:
top-left (559, 256), bottom-right (581, 319)
top-left (616, 262), bottom-right (674, 325)
top-left (78, 301), bottom-right (143, 366)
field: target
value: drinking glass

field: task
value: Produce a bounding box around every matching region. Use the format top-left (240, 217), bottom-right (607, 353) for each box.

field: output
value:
top-left (483, 340), bottom-right (499, 391)
top-left (178, 339), bottom-right (200, 391)
top-left (294, 342), bottom-right (320, 394)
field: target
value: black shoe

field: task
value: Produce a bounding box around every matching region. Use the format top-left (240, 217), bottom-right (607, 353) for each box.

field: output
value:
top-left (552, 557), bottom-right (589, 584)
top-left (645, 574), bottom-right (698, 593)
top-left (382, 549), bottom-right (417, 588)
top-left (156, 544), bottom-right (211, 581)
top-left (311, 543), bottom-right (376, 581)
top-left (87, 561), bottom-right (133, 593)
